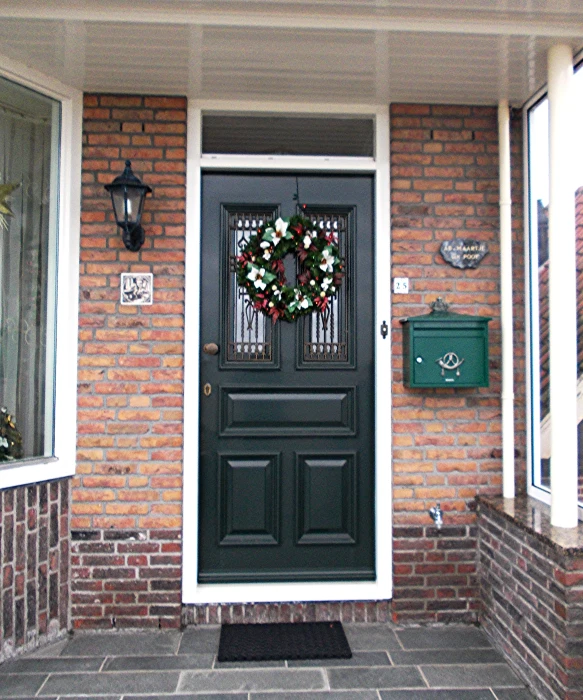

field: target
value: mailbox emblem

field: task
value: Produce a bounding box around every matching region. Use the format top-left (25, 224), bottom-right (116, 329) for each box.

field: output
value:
top-left (436, 352), bottom-right (465, 377)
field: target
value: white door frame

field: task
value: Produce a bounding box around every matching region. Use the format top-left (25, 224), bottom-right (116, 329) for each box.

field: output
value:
top-left (182, 100), bottom-right (392, 604)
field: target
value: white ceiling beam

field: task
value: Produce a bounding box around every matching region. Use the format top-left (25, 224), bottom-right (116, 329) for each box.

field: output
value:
top-left (0, 1), bottom-right (582, 38)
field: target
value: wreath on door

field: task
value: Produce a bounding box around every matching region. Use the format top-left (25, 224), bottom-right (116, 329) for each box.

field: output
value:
top-left (236, 215), bottom-right (344, 322)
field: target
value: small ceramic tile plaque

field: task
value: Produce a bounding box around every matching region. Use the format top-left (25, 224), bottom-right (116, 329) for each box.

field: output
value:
top-left (120, 273), bottom-right (153, 305)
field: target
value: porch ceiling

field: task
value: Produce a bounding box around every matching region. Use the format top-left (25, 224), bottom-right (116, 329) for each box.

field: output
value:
top-left (0, 1), bottom-right (581, 105)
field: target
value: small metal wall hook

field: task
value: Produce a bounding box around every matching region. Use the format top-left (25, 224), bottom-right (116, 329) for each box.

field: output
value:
top-left (428, 503), bottom-right (443, 531)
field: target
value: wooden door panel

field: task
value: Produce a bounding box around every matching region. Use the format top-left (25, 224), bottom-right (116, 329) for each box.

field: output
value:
top-left (296, 453), bottom-right (357, 545)
top-left (199, 173), bottom-right (375, 583)
top-left (218, 454), bottom-right (280, 546)
top-left (220, 387), bottom-right (356, 436)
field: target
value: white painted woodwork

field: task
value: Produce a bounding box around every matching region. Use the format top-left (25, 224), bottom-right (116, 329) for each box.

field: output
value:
top-left (499, 99), bottom-right (515, 500)
top-left (0, 2), bottom-right (580, 104)
top-left (548, 44), bottom-right (579, 529)
top-left (0, 53), bottom-right (82, 490)
top-left (181, 101), bottom-right (392, 604)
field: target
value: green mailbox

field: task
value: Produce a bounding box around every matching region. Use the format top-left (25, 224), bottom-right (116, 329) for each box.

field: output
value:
top-left (401, 300), bottom-right (491, 388)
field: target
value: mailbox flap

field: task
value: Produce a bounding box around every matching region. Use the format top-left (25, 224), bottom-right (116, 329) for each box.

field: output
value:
top-left (410, 328), bottom-right (489, 387)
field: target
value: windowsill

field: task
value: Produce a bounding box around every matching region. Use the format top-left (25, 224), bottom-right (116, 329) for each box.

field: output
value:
top-left (0, 457), bottom-right (74, 491)
top-left (477, 495), bottom-right (583, 554)
top-left (0, 456), bottom-right (58, 471)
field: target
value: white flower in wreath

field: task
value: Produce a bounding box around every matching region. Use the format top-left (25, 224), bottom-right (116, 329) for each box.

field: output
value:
top-left (247, 265), bottom-right (268, 290)
top-left (275, 218), bottom-right (289, 236)
top-left (321, 277), bottom-right (333, 292)
top-left (266, 217), bottom-right (289, 247)
top-left (319, 248), bottom-right (336, 273)
top-left (0, 437), bottom-right (8, 449)
top-left (303, 230), bottom-right (318, 249)
top-left (293, 290), bottom-right (310, 310)
top-left (259, 241), bottom-right (272, 260)
top-left (271, 285), bottom-right (282, 301)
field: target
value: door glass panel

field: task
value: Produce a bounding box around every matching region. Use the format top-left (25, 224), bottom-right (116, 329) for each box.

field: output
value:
top-left (225, 208), bottom-right (278, 364)
top-left (301, 209), bottom-right (352, 366)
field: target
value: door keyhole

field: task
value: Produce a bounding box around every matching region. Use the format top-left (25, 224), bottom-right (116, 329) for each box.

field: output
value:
top-left (203, 383), bottom-right (212, 397)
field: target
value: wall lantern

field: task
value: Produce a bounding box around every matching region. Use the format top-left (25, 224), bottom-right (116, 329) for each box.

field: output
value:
top-left (105, 160), bottom-right (152, 252)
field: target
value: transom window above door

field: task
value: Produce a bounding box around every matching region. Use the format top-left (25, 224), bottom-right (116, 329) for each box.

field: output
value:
top-left (201, 114), bottom-right (375, 158)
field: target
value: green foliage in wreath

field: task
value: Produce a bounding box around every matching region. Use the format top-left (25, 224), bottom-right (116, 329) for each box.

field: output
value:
top-left (236, 215), bottom-right (344, 322)
top-left (0, 407), bottom-right (23, 461)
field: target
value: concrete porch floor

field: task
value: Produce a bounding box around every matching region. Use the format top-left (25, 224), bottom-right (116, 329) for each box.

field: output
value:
top-left (0, 624), bottom-right (535, 699)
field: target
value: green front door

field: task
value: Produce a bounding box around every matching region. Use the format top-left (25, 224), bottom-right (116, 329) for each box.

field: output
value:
top-left (198, 173), bottom-right (375, 583)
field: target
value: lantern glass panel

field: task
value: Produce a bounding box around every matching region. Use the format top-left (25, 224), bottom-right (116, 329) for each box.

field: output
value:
top-left (112, 188), bottom-right (142, 226)
top-left (126, 188), bottom-right (142, 224)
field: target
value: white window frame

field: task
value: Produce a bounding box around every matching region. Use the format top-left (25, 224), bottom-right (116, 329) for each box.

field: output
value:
top-left (524, 72), bottom-right (583, 519)
top-left (0, 53), bottom-right (81, 490)
top-left (182, 100), bottom-right (392, 604)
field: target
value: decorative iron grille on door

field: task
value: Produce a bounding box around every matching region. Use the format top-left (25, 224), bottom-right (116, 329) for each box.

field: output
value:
top-left (224, 207), bottom-right (279, 366)
top-left (300, 207), bottom-right (354, 367)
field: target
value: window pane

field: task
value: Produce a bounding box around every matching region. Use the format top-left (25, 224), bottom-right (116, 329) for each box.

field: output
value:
top-left (0, 75), bottom-right (60, 461)
top-left (202, 115), bottom-right (374, 157)
top-left (529, 63), bottom-right (583, 509)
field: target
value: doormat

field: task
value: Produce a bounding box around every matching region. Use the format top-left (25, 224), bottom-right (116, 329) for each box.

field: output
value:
top-left (217, 621), bottom-right (352, 662)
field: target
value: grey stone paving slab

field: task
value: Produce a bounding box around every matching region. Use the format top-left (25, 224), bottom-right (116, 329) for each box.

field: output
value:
top-left (178, 627), bottom-right (221, 655)
top-left (0, 674), bottom-right (48, 697)
top-left (178, 669), bottom-right (326, 692)
top-left (252, 693), bottom-right (379, 700)
top-left (104, 654), bottom-right (215, 671)
top-left (0, 697), bottom-right (56, 700)
top-left (287, 651), bottom-right (391, 667)
top-left (0, 657), bottom-right (105, 673)
top-left (26, 639), bottom-right (69, 657)
top-left (390, 648), bottom-right (504, 666)
top-left (214, 659), bottom-right (286, 669)
top-left (343, 624), bottom-right (402, 651)
top-left (125, 696), bottom-right (247, 700)
top-left (56, 697), bottom-right (121, 700)
top-left (327, 666), bottom-right (425, 690)
top-left (396, 627), bottom-right (491, 651)
top-left (39, 671), bottom-right (180, 696)
top-left (60, 632), bottom-right (182, 657)
top-left (422, 663), bottom-right (524, 688)
top-left (380, 692), bottom-right (496, 699)
top-left (492, 689), bottom-right (536, 700)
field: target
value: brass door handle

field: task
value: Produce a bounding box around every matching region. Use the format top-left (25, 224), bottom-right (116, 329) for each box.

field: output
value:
top-left (203, 343), bottom-right (219, 355)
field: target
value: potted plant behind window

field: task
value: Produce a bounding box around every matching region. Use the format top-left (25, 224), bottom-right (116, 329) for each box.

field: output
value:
top-left (0, 407), bottom-right (23, 461)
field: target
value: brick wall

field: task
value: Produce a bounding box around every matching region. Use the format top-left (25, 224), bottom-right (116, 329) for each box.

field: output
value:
top-left (390, 104), bottom-right (525, 623)
top-left (479, 497), bottom-right (583, 700)
top-left (183, 601), bottom-right (390, 625)
top-left (1, 480), bottom-right (69, 660)
top-left (72, 94), bottom-right (186, 629)
top-left (73, 98), bottom-right (527, 628)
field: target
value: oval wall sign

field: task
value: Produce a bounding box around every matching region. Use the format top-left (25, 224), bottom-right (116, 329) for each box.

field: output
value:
top-left (440, 238), bottom-right (489, 269)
